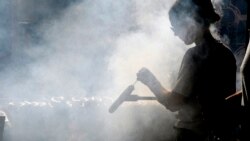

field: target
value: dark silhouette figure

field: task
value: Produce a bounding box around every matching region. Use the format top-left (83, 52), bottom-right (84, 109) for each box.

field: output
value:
top-left (137, 0), bottom-right (237, 140)
top-left (239, 39), bottom-right (250, 141)
top-left (241, 0), bottom-right (250, 115)
top-left (221, 1), bottom-right (250, 141)
top-left (239, 1), bottom-right (250, 138)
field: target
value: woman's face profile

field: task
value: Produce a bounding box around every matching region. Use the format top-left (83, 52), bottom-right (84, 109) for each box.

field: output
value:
top-left (170, 18), bottom-right (203, 45)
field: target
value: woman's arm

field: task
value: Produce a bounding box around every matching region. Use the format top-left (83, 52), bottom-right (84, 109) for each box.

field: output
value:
top-left (137, 68), bottom-right (185, 111)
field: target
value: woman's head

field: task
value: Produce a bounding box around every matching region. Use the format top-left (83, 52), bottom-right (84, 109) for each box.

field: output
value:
top-left (169, 0), bottom-right (220, 45)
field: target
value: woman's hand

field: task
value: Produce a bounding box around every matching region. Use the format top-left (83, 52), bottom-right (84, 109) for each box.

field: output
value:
top-left (137, 67), bottom-right (170, 104)
top-left (136, 67), bottom-right (158, 88)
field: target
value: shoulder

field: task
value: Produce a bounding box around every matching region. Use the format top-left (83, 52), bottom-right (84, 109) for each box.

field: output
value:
top-left (185, 46), bottom-right (208, 62)
top-left (180, 47), bottom-right (205, 69)
top-left (183, 47), bottom-right (197, 59)
top-left (181, 48), bottom-right (196, 64)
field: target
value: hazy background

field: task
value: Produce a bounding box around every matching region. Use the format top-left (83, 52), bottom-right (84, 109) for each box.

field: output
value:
top-left (0, 0), bottom-right (190, 141)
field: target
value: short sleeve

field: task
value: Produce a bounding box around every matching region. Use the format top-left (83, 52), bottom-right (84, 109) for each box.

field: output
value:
top-left (172, 49), bottom-right (200, 97)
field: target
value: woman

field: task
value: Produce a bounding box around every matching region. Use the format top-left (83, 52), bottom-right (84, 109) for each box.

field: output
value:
top-left (137, 0), bottom-right (236, 140)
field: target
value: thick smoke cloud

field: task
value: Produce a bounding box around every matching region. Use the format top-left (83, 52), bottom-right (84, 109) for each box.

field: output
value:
top-left (0, 0), bottom-right (188, 141)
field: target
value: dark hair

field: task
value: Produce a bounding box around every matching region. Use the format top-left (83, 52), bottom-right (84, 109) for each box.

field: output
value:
top-left (169, 0), bottom-right (220, 27)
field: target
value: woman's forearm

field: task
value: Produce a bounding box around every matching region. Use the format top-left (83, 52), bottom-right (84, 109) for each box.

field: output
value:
top-left (148, 80), bottom-right (185, 111)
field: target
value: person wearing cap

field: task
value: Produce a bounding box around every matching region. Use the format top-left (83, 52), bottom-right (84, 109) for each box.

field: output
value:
top-left (137, 0), bottom-right (236, 140)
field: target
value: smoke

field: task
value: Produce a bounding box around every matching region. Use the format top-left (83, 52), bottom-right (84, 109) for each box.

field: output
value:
top-left (212, 0), bottom-right (224, 12)
top-left (211, 0), bottom-right (230, 48)
top-left (0, 0), bottom-right (188, 141)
